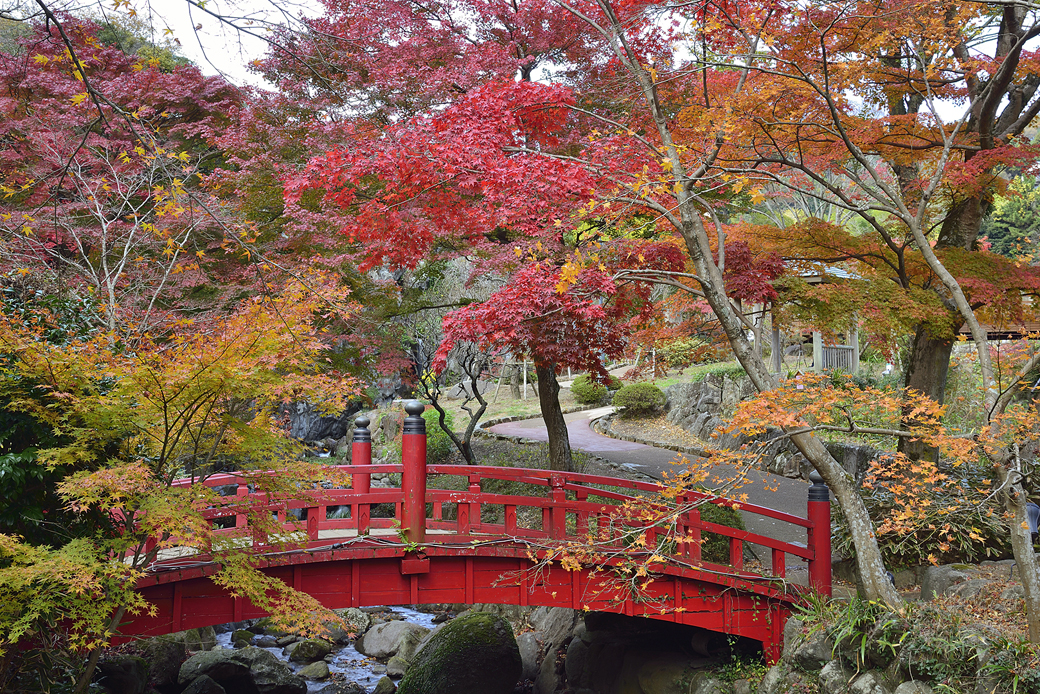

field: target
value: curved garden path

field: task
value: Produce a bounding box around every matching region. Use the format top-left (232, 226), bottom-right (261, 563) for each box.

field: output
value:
top-left (489, 409), bottom-right (816, 579)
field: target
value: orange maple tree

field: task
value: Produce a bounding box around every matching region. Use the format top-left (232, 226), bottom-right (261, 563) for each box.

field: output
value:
top-left (0, 276), bottom-right (362, 688)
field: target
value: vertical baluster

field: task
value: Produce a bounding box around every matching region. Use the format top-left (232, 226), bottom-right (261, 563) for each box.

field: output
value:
top-left (687, 504), bottom-right (702, 561)
top-left (550, 476), bottom-right (566, 539)
top-left (469, 474), bottom-right (481, 530)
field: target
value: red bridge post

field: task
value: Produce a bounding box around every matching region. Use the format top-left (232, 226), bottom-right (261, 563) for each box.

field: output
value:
top-left (401, 401), bottom-right (427, 544)
top-left (352, 415), bottom-right (372, 535)
top-left (807, 471), bottom-right (832, 596)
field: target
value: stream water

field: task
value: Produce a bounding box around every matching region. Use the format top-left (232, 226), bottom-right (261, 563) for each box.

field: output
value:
top-left (213, 606), bottom-right (440, 692)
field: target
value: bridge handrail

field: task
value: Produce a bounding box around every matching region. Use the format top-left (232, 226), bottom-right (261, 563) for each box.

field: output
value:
top-left (181, 464), bottom-right (811, 532)
top-left (155, 404), bottom-right (832, 596)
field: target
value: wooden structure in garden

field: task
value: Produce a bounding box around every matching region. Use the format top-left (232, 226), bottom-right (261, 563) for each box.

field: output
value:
top-left (119, 403), bottom-right (832, 662)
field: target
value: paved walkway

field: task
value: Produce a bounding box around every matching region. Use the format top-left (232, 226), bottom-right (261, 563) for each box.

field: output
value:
top-left (490, 409), bottom-right (813, 573)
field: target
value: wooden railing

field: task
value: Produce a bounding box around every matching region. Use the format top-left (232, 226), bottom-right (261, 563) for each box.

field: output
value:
top-left (160, 402), bottom-right (832, 596)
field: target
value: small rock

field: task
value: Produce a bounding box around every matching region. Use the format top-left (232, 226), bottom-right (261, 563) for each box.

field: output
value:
top-left (757, 666), bottom-right (784, 694)
top-left (233, 638), bottom-right (252, 649)
top-left (276, 635), bottom-right (297, 647)
top-left (432, 613), bottom-right (450, 624)
top-left (256, 636), bottom-right (279, 648)
top-left (297, 661), bottom-right (330, 681)
top-left (319, 682), bottom-right (366, 694)
top-left (371, 664), bottom-right (387, 674)
top-left (782, 618), bottom-right (805, 661)
top-left (792, 632), bottom-right (834, 671)
top-left (733, 680), bottom-right (753, 694)
top-left (517, 632), bottom-right (541, 681)
top-left (231, 629), bottom-right (254, 644)
top-left (949, 579), bottom-right (992, 599)
top-left (1001, 584), bottom-right (1026, 600)
top-left (688, 672), bottom-right (727, 694)
top-left (819, 660), bottom-right (854, 694)
top-left (373, 676), bottom-right (397, 694)
top-left (356, 621), bottom-right (430, 660)
top-left (386, 655), bottom-right (410, 678)
top-left (850, 671), bottom-right (892, 694)
top-left (289, 639), bottom-right (333, 663)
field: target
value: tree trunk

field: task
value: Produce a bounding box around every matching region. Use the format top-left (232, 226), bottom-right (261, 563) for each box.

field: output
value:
top-left (510, 365), bottom-right (521, 399)
top-left (899, 325), bottom-right (958, 460)
top-left (999, 466), bottom-right (1040, 642)
top-left (899, 194), bottom-right (983, 457)
top-left (536, 360), bottom-right (573, 471)
top-left (677, 218), bottom-right (902, 605)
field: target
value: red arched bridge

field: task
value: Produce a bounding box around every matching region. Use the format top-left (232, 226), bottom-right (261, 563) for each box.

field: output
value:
top-left (121, 402), bottom-right (832, 662)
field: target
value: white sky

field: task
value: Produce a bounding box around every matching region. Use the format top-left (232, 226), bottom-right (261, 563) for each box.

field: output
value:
top-left (127, 0), bottom-right (324, 88)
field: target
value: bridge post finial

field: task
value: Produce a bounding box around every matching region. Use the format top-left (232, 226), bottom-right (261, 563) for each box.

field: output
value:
top-left (401, 401), bottom-right (428, 544)
top-left (807, 471), bottom-right (832, 596)
top-left (352, 415), bottom-right (372, 493)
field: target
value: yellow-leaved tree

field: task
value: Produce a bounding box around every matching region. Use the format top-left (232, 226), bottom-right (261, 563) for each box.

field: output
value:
top-left (0, 275), bottom-right (361, 692)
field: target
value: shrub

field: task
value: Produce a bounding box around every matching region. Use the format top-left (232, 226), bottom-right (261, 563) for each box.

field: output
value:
top-left (699, 501), bottom-right (746, 564)
top-left (571, 374), bottom-right (622, 405)
top-left (394, 407), bottom-right (456, 464)
top-left (832, 460), bottom-right (1010, 567)
top-left (423, 408), bottom-right (456, 464)
top-left (613, 383), bottom-right (666, 418)
top-left (656, 337), bottom-right (714, 368)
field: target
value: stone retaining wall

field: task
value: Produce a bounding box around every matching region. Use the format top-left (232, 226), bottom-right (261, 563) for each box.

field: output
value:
top-left (663, 376), bottom-right (877, 483)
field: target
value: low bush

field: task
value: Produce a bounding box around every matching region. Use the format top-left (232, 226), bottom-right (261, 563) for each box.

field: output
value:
top-left (656, 337), bottom-right (714, 368)
top-left (613, 383), bottom-right (666, 418)
top-left (394, 407), bottom-right (456, 464)
top-left (699, 501), bottom-right (745, 564)
top-left (571, 374), bottom-right (622, 405)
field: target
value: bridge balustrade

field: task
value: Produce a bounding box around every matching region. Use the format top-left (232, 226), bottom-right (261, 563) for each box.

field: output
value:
top-left (128, 401), bottom-right (835, 662)
top-left (160, 401), bottom-right (831, 597)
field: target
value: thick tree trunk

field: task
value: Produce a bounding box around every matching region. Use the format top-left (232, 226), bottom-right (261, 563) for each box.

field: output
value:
top-left (899, 194), bottom-right (983, 457)
top-left (899, 325), bottom-right (957, 459)
top-left (535, 360), bottom-right (573, 472)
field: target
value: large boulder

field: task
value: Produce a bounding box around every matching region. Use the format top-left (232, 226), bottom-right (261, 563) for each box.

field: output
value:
top-left (356, 620), bottom-right (430, 659)
top-left (96, 655), bottom-right (149, 694)
top-left (329, 607), bottom-right (371, 642)
top-left (396, 612), bottom-right (522, 694)
top-left (165, 626), bottom-right (217, 652)
top-left (139, 637), bottom-right (187, 691)
top-left (181, 675), bottom-right (226, 694)
top-left (919, 565), bottom-right (972, 601)
top-left (177, 646), bottom-right (305, 694)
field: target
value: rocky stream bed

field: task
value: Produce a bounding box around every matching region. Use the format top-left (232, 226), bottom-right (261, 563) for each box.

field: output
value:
top-left (98, 601), bottom-right (762, 694)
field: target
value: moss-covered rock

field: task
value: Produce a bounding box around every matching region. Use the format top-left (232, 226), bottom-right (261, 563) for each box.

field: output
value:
top-left (178, 646), bottom-right (305, 694)
top-left (288, 638), bottom-right (333, 663)
top-left (397, 612), bottom-right (521, 694)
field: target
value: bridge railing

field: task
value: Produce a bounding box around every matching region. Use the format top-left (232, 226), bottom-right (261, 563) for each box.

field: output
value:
top-left (163, 401), bottom-right (832, 595)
